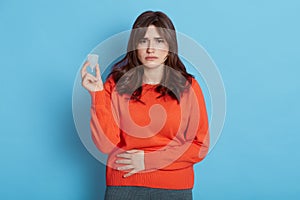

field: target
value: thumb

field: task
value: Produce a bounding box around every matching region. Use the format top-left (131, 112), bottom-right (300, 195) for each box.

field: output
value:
top-left (126, 149), bottom-right (139, 153)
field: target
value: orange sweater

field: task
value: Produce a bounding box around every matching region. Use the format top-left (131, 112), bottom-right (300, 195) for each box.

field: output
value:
top-left (90, 76), bottom-right (209, 189)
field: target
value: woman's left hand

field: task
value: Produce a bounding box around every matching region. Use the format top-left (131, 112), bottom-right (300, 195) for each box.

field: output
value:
top-left (115, 149), bottom-right (145, 178)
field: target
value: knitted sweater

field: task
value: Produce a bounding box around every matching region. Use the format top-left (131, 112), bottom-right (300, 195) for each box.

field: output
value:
top-left (90, 75), bottom-right (209, 189)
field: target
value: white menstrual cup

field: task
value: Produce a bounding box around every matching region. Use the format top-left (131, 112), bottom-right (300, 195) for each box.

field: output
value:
top-left (87, 54), bottom-right (98, 72)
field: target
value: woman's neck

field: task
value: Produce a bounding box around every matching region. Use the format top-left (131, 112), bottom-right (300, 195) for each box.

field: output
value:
top-left (142, 65), bottom-right (164, 84)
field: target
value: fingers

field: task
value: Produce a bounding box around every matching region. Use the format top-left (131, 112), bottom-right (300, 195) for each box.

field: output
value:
top-left (82, 73), bottom-right (98, 84)
top-left (81, 59), bottom-right (103, 92)
top-left (117, 165), bottom-right (134, 171)
top-left (81, 72), bottom-right (101, 92)
top-left (81, 61), bottom-right (101, 80)
top-left (81, 61), bottom-right (90, 78)
top-left (126, 149), bottom-right (139, 153)
top-left (117, 153), bottom-right (132, 159)
top-left (115, 159), bottom-right (132, 164)
top-left (124, 170), bottom-right (137, 178)
top-left (116, 150), bottom-right (145, 178)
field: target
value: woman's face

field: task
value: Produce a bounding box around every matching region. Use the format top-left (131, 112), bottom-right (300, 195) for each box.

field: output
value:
top-left (137, 25), bottom-right (169, 69)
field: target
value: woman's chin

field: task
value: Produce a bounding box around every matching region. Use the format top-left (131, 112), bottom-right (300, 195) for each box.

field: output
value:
top-left (142, 62), bottom-right (164, 69)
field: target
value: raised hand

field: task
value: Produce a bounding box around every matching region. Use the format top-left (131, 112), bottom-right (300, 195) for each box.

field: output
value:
top-left (81, 61), bottom-right (103, 92)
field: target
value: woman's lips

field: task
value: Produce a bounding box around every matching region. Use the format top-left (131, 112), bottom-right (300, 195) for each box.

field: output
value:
top-left (145, 56), bottom-right (158, 61)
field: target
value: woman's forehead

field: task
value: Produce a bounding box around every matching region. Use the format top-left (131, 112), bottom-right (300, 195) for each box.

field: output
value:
top-left (143, 25), bottom-right (163, 38)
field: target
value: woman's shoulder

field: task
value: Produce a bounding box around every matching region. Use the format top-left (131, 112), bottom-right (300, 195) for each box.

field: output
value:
top-left (105, 74), bottom-right (117, 85)
top-left (186, 76), bottom-right (200, 89)
top-left (186, 77), bottom-right (204, 95)
top-left (103, 74), bottom-right (117, 92)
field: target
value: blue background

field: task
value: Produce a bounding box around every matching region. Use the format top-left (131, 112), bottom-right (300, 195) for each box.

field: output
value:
top-left (1, 0), bottom-right (299, 199)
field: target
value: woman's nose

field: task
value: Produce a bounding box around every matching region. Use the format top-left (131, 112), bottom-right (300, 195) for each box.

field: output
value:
top-left (146, 40), bottom-right (155, 53)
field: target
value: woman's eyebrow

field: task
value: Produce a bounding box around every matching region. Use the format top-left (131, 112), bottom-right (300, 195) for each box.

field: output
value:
top-left (141, 37), bottom-right (164, 39)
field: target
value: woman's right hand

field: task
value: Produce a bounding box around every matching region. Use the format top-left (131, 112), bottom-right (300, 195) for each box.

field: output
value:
top-left (81, 61), bottom-right (104, 92)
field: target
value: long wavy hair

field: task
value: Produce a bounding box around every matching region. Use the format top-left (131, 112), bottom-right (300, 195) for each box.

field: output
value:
top-left (108, 11), bottom-right (194, 103)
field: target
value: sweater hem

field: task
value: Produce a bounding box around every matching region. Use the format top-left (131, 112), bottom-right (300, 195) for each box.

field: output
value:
top-left (106, 166), bottom-right (195, 190)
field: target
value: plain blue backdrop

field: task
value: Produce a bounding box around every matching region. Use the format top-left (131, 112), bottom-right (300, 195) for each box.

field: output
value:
top-left (1, 0), bottom-right (299, 199)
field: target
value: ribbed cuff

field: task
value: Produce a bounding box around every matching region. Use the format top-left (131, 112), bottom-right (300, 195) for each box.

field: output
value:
top-left (89, 90), bottom-right (106, 106)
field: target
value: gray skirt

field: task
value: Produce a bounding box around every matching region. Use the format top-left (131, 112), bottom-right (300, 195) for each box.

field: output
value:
top-left (105, 186), bottom-right (192, 200)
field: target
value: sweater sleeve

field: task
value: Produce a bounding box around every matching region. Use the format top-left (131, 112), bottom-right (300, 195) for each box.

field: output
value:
top-left (90, 76), bottom-right (121, 154)
top-left (144, 78), bottom-right (210, 171)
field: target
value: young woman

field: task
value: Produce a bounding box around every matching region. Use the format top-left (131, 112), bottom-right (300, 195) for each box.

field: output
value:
top-left (81, 11), bottom-right (209, 200)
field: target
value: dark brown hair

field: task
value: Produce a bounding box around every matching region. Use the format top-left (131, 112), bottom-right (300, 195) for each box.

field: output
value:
top-left (108, 11), bottom-right (193, 103)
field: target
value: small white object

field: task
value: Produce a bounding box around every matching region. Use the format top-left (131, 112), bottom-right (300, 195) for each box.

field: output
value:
top-left (87, 54), bottom-right (98, 72)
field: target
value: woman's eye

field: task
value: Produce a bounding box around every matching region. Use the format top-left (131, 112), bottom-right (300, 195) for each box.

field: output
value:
top-left (139, 39), bottom-right (148, 44)
top-left (157, 39), bottom-right (165, 43)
